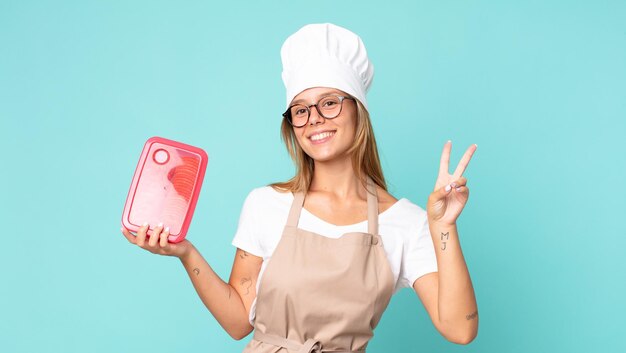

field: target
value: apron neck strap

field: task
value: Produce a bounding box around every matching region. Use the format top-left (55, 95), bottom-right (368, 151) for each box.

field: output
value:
top-left (286, 176), bottom-right (380, 234)
top-left (287, 190), bottom-right (306, 228)
top-left (366, 176), bottom-right (379, 235)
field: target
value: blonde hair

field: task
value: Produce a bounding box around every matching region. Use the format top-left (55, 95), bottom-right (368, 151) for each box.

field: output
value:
top-left (270, 98), bottom-right (387, 193)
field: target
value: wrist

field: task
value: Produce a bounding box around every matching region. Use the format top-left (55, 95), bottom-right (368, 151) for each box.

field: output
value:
top-left (177, 241), bottom-right (196, 262)
top-left (428, 218), bottom-right (458, 230)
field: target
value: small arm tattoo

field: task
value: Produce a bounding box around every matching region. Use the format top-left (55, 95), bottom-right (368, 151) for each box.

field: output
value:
top-left (240, 277), bottom-right (252, 295)
top-left (192, 268), bottom-right (200, 276)
top-left (466, 310), bottom-right (478, 320)
top-left (440, 232), bottom-right (449, 251)
top-left (239, 250), bottom-right (249, 259)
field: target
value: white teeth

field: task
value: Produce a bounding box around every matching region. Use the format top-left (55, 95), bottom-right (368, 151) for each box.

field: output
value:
top-left (310, 131), bottom-right (335, 141)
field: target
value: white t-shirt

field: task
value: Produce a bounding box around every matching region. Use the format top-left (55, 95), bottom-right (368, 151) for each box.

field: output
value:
top-left (231, 186), bottom-right (438, 325)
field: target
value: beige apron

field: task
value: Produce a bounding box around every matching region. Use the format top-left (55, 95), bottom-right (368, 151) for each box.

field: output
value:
top-left (242, 177), bottom-right (395, 353)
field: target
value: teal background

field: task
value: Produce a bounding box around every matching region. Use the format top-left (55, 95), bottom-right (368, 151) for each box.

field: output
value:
top-left (1, 0), bottom-right (625, 352)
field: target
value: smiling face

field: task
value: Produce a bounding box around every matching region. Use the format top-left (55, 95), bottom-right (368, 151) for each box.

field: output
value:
top-left (290, 87), bottom-right (358, 163)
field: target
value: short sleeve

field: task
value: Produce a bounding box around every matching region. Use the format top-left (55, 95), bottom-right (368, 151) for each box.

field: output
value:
top-left (231, 190), bottom-right (266, 258)
top-left (398, 214), bottom-right (438, 290)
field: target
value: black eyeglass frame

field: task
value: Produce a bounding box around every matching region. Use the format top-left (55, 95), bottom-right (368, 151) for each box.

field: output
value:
top-left (282, 95), bottom-right (355, 127)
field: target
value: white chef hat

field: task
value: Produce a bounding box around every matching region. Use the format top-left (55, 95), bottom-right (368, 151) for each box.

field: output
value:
top-left (281, 23), bottom-right (374, 110)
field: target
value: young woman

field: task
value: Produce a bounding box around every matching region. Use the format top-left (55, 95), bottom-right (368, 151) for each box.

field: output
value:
top-left (122, 23), bottom-right (478, 352)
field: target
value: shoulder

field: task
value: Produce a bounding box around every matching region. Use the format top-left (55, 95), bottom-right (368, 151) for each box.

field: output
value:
top-left (233, 186), bottom-right (292, 258)
top-left (241, 185), bottom-right (294, 215)
top-left (380, 196), bottom-right (428, 234)
top-left (236, 185), bottom-right (293, 237)
top-left (375, 186), bottom-right (397, 213)
top-left (245, 185), bottom-right (292, 202)
top-left (394, 198), bottom-right (427, 219)
top-left (376, 186), bottom-right (426, 219)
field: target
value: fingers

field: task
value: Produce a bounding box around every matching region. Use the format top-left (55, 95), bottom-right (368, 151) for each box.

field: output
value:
top-left (160, 227), bottom-right (170, 247)
top-left (148, 223), bottom-right (163, 247)
top-left (436, 177), bottom-right (468, 197)
top-left (136, 222), bottom-right (150, 247)
top-left (436, 183), bottom-right (453, 198)
top-left (450, 176), bottom-right (467, 188)
top-left (452, 144), bottom-right (477, 179)
top-left (438, 140), bottom-right (452, 177)
top-left (149, 223), bottom-right (172, 251)
top-left (453, 185), bottom-right (469, 196)
top-left (123, 222), bottom-right (172, 253)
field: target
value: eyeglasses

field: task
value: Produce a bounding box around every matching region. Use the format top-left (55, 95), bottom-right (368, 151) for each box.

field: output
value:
top-left (283, 95), bottom-right (354, 128)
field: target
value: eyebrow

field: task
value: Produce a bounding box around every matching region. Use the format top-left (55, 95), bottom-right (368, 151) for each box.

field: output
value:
top-left (291, 91), bottom-right (343, 105)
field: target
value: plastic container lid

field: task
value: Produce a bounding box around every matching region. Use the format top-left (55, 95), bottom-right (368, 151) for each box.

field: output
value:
top-left (121, 136), bottom-right (208, 243)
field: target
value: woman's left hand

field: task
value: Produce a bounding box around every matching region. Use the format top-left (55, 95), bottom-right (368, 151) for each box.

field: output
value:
top-left (426, 141), bottom-right (477, 226)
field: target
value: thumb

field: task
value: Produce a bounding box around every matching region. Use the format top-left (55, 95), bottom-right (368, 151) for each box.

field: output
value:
top-left (440, 183), bottom-right (453, 196)
top-left (430, 183), bottom-right (452, 203)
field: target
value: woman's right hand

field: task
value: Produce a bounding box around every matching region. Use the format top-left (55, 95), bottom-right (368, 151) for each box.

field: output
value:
top-left (121, 223), bottom-right (193, 259)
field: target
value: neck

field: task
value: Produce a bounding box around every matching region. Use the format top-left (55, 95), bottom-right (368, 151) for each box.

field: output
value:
top-left (309, 155), bottom-right (366, 200)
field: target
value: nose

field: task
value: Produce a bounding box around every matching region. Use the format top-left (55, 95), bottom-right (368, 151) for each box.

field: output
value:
top-left (308, 105), bottom-right (324, 125)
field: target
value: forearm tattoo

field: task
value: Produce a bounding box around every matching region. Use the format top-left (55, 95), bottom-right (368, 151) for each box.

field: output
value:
top-left (240, 277), bottom-right (252, 295)
top-left (440, 232), bottom-right (449, 250)
top-left (466, 310), bottom-right (478, 320)
top-left (192, 268), bottom-right (200, 276)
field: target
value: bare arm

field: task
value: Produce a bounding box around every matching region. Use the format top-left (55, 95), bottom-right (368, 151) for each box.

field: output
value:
top-left (413, 223), bottom-right (477, 344)
top-left (121, 223), bottom-right (262, 340)
top-left (179, 245), bottom-right (262, 340)
top-left (414, 141), bottom-right (479, 344)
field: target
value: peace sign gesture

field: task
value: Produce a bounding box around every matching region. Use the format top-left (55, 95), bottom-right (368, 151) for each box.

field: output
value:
top-left (426, 141), bottom-right (477, 226)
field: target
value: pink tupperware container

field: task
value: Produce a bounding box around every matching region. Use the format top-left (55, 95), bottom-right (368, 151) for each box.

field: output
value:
top-left (121, 136), bottom-right (208, 243)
